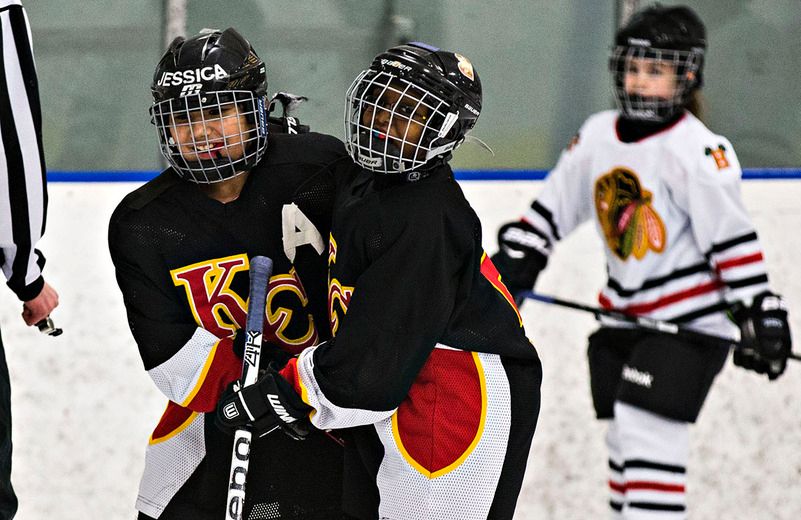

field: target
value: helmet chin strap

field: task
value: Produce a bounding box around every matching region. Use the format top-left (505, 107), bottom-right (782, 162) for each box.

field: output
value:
top-left (425, 140), bottom-right (459, 162)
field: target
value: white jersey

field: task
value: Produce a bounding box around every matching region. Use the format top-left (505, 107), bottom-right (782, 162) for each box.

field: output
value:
top-left (524, 110), bottom-right (769, 338)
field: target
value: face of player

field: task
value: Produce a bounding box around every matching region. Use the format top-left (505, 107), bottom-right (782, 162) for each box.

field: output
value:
top-left (623, 57), bottom-right (681, 100)
top-left (362, 86), bottom-right (431, 159)
top-left (168, 104), bottom-right (253, 163)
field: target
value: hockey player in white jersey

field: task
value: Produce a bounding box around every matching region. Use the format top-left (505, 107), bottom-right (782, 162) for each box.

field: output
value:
top-left (491, 5), bottom-right (793, 519)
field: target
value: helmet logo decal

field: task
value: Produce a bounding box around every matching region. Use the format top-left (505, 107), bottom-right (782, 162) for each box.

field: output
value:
top-left (627, 37), bottom-right (652, 47)
top-left (380, 58), bottom-right (412, 72)
top-left (594, 168), bottom-right (666, 261)
top-left (180, 84), bottom-right (202, 98)
top-left (463, 103), bottom-right (480, 116)
top-left (157, 64), bottom-right (229, 87)
top-left (454, 53), bottom-right (475, 81)
top-left (359, 155), bottom-right (383, 168)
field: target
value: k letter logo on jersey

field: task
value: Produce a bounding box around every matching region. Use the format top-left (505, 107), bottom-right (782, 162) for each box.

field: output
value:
top-left (171, 254), bottom-right (249, 337)
top-left (170, 255), bottom-right (319, 351)
top-left (595, 168), bottom-right (666, 261)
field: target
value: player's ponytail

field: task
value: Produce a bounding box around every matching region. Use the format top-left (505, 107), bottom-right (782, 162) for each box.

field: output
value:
top-left (685, 89), bottom-right (705, 122)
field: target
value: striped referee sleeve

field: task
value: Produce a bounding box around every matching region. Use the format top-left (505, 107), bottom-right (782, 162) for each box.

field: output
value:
top-left (0, 0), bottom-right (47, 301)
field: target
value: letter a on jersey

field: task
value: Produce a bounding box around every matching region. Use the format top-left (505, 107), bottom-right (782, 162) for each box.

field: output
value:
top-left (281, 203), bottom-right (325, 262)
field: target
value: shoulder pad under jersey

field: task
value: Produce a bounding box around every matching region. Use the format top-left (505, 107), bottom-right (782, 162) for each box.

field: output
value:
top-left (124, 169), bottom-right (182, 210)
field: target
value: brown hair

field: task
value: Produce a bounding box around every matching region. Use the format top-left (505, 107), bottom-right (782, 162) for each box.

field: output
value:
top-left (686, 89), bottom-right (705, 121)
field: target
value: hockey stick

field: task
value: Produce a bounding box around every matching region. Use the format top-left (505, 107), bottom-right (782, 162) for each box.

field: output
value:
top-left (519, 290), bottom-right (801, 362)
top-left (225, 256), bottom-right (273, 520)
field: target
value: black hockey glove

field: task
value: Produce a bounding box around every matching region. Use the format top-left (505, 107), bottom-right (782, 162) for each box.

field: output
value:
top-left (215, 366), bottom-right (312, 441)
top-left (732, 292), bottom-right (792, 381)
top-left (491, 220), bottom-right (550, 304)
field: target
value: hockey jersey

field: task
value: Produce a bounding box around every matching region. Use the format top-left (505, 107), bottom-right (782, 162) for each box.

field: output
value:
top-left (280, 163), bottom-right (542, 520)
top-left (109, 132), bottom-right (349, 519)
top-left (524, 110), bottom-right (769, 337)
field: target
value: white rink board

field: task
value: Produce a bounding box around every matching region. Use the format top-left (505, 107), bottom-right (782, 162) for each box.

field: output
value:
top-left (0, 180), bottom-right (798, 519)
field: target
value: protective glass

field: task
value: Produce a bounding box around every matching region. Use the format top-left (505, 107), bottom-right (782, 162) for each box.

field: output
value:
top-left (610, 45), bottom-right (703, 122)
top-left (150, 90), bottom-right (268, 184)
top-left (344, 69), bottom-right (457, 174)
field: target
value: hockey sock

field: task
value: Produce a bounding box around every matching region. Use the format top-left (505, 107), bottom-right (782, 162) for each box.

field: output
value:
top-left (613, 401), bottom-right (689, 519)
top-left (606, 421), bottom-right (625, 519)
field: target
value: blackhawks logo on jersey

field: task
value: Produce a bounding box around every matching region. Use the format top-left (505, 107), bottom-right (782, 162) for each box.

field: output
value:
top-left (594, 168), bottom-right (666, 261)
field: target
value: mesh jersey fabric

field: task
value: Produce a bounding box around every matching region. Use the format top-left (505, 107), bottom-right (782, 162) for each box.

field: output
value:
top-left (303, 163), bottom-right (542, 519)
top-left (109, 131), bottom-right (350, 519)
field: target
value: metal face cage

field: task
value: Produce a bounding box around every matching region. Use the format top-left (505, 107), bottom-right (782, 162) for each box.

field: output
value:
top-left (609, 45), bottom-right (703, 123)
top-left (344, 69), bottom-right (458, 175)
top-left (150, 90), bottom-right (268, 183)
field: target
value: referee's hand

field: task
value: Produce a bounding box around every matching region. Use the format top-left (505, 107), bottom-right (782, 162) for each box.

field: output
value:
top-left (22, 281), bottom-right (59, 326)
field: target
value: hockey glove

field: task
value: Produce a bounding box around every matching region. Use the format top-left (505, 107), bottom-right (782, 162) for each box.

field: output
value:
top-left (732, 292), bottom-right (792, 381)
top-left (491, 220), bottom-right (550, 304)
top-left (215, 366), bottom-right (312, 441)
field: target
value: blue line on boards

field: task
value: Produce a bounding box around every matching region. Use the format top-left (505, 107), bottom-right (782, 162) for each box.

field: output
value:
top-left (47, 168), bottom-right (801, 183)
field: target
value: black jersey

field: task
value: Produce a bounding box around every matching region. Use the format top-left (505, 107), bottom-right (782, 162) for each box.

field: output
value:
top-left (109, 132), bottom-right (350, 520)
top-left (279, 163), bottom-right (542, 519)
top-left (319, 163), bottom-right (540, 404)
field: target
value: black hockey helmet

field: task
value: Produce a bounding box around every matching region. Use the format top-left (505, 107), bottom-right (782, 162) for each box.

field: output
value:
top-left (345, 42), bottom-right (482, 175)
top-left (610, 4), bottom-right (706, 122)
top-left (149, 28), bottom-right (269, 183)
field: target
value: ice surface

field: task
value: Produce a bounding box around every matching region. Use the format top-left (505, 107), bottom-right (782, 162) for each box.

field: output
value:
top-left (1, 180), bottom-right (797, 519)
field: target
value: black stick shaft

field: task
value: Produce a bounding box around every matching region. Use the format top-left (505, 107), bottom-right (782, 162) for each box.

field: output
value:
top-left (520, 290), bottom-right (801, 362)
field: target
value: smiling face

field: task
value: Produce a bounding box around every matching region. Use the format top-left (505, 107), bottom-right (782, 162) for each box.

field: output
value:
top-left (623, 56), bottom-right (680, 100)
top-left (361, 84), bottom-right (431, 159)
top-left (167, 104), bottom-right (253, 163)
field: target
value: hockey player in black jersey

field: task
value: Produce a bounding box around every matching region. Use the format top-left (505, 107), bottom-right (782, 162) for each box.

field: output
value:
top-left (217, 42), bottom-right (543, 520)
top-left (108, 28), bottom-right (349, 520)
top-left (491, 6), bottom-right (793, 519)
